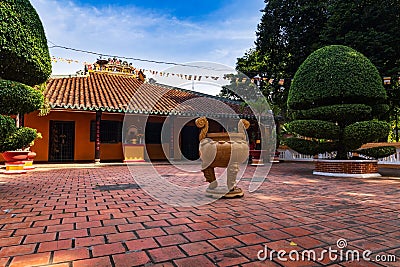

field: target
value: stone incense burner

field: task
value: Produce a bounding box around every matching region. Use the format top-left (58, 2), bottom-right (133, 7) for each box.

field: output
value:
top-left (195, 117), bottom-right (250, 198)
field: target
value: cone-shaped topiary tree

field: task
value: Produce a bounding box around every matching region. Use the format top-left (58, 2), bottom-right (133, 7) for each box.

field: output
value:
top-left (0, 0), bottom-right (51, 152)
top-left (285, 45), bottom-right (395, 160)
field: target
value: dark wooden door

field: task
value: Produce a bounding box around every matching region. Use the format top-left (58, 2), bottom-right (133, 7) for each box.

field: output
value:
top-left (49, 121), bottom-right (75, 162)
top-left (180, 125), bottom-right (199, 160)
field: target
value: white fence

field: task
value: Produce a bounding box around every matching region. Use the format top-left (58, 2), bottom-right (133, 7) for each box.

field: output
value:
top-left (277, 147), bottom-right (400, 165)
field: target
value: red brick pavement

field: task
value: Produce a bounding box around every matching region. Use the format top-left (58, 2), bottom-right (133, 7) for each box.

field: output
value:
top-left (0, 162), bottom-right (398, 266)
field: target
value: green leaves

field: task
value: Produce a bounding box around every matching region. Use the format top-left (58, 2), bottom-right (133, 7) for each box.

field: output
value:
top-left (285, 45), bottom-right (394, 159)
top-left (0, 127), bottom-right (38, 153)
top-left (320, 0), bottom-right (400, 76)
top-left (288, 45), bottom-right (386, 110)
top-left (287, 120), bottom-right (341, 140)
top-left (0, 0), bottom-right (51, 86)
top-left (0, 0), bottom-right (49, 151)
top-left (0, 79), bottom-right (44, 115)
top-left (256, 0), bottom-right (327, 77)
top-left (0, 115), bottom-right (39, 152)
top-left (0, 115), bottom-right (16, 140)
top-left (284, 138), bottom-right (337, 156)
top-left (356, 146), bottom-right (397, 159)
top-left (293, 104), bottom-right (372, 125)
top-left (343, 121), bottom-right (391, 150)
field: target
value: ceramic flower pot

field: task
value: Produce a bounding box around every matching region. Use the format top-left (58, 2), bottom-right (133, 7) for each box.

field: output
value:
top-left (1, 151), bottom-right (29, 174)
top-left (24, 151), bottom-right (37, 170)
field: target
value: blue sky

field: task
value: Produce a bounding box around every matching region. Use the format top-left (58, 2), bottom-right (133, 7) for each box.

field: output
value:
top-left (74, 0), bottom-right (234, 20)
top-left (31, 0), bottom-right (265, 94)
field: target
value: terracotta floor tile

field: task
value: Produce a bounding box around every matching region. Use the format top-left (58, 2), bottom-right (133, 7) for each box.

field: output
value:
top-left (183, 230), bottom-right (215, 242)
top-left (174, 255), bottom-right (215, 267)
top-left (73, 256), bottom-right (111, 267)
top-left (155, 234), bottom-right (188, 246)
top-left (207, 249), bottom-right (249, 266)
top-left (38, 239), bottom-right (72, 252)
top-left (209, 236), bottom-right (244, 250)
top-left (9, 252), bottom-right (50, 267)
top-left (125, 237), bottom-right (159, 251)
top-left (53, 247), bottom-right (90, 263)
top-left (0, 163), bottom-right (398, 266)
top-left (0, 244), bottom-right (36, 257)
top-left (113, 251), bottom-right (151, 267)
top-left (180, 241), bottom-right (217, 256)
top-left (148, 246), bottom-right (186, 263)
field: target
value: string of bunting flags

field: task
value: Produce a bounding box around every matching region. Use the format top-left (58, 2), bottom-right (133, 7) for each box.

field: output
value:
top-left (51, 56), bottom-right (400, 85)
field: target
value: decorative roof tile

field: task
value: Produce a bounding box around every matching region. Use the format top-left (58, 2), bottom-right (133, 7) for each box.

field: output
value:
top-left (45, 72), bottom-right (252, 118)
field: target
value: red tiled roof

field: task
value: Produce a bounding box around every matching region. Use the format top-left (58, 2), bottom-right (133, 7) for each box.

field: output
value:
top-left (46, 72), bottom-right (252, 117)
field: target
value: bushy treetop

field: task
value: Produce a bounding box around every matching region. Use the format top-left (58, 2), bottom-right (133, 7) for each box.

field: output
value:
top-left (286, 45), bottom-right (394, 159)
top-left (288, 45), bottom-right (387, 110)
top-left (0, 0), bottom-right (51, 86)
top-left (0, 0), bottom-right (51, 152)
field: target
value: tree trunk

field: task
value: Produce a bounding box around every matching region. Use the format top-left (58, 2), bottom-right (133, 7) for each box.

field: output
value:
top-left (335, 142), bottom-right (348, 159)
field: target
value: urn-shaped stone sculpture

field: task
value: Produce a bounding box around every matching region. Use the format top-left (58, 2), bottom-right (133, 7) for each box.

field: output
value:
top-left (195, 117), bottom-right (250, 198)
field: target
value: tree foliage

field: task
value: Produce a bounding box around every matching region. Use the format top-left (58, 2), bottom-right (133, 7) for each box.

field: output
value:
top-left (357, 146), bottom-right (397, 159)
top-left (0, 0), bottom-right (51, 86)
top-left (321, 0), bottom-right (400, 76)
top-left (286, 45), bottom-right (394, 159)
top-left (224, 0), bottom-right (400, 128)
top-left (0, 80), bottom-right (43, 115)
top-left (0, 0), bottom-right (51, 152)
top-left (288, 45), bottom-right (387, 110)
top-left (255, 0), bottom-right (327, 78)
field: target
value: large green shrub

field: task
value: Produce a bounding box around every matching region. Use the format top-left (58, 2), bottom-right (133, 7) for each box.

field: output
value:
top-left (0, 80), bottom-right (44, 115)
top-left (286, 45), bottom-right (395, 159)
top-left (357, 146), bottom-right (397, 159)
top-left (0, 0), bottom-right (51, 86)
top-left (0, 127), bottom-right (39, 152)
top-left (0, 0), bottom-right (51, 153)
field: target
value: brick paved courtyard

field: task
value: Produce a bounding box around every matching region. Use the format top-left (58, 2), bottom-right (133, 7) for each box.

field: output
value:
top-left (0, 162), bottom-right (399, 267)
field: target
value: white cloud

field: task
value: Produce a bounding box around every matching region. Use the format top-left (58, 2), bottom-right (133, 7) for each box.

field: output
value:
top-left (31, 0), bottom-right (264, 88)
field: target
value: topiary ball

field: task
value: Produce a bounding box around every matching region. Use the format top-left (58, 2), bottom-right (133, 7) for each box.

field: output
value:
top-left (288, 45), bottom-right (386, 110)
top-left (0, 0), bottom-right (51, 86)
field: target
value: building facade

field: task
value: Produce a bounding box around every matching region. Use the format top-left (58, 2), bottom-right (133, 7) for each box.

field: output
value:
top-left (14, 64), bottom-right (254, 163)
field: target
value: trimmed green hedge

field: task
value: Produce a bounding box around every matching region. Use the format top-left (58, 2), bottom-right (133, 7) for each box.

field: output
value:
top-left (286, 45), bottom-right (395, 160)
top-left (286, 120), bottom-right (341, 140)
top-left (371, 104), bottom-right (390, 117)
top-left (294, 104), bottom-right (372, 124)
top-left (284, 138), bottom-right (337, 156)
top-left (356, 146), bottom-right (397, 159)
top-left (0, 127), bottom-right (38, 152)
top-left (288, 45), bottom-right (386, 110)
top-left (0, 116), bottom-right (16, 140)
top-left (0, 0), bottom-right (51, 86)
top-left (0, 79), bottom-right (43, 115)
top-left (343, 120), bottom-right (391, 149)
top-left (0, 0), bottom-right (49, 152)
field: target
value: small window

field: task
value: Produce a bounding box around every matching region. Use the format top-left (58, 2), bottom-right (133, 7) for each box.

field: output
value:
top-left (90, 120), bottom-right (122, 143)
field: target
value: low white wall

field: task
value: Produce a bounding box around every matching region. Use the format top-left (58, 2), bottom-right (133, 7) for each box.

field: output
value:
top-left (277, 147), bottom-right (400, 165)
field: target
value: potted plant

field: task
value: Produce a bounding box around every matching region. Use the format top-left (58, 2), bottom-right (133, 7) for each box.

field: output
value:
top-left (285, 45), bottom-right (395, 177)
top-left (0, 113), bottom-right (42, 174)
top-left (0, 0), bottom-right (51, 173)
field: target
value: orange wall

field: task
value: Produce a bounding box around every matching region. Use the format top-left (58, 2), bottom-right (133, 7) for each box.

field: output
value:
top-left (22, 110), bottom-right (124, 162)
top-left (100, 113), bottom-right (124, 160)
top-left (0, 111), bottom-right (231, 162)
